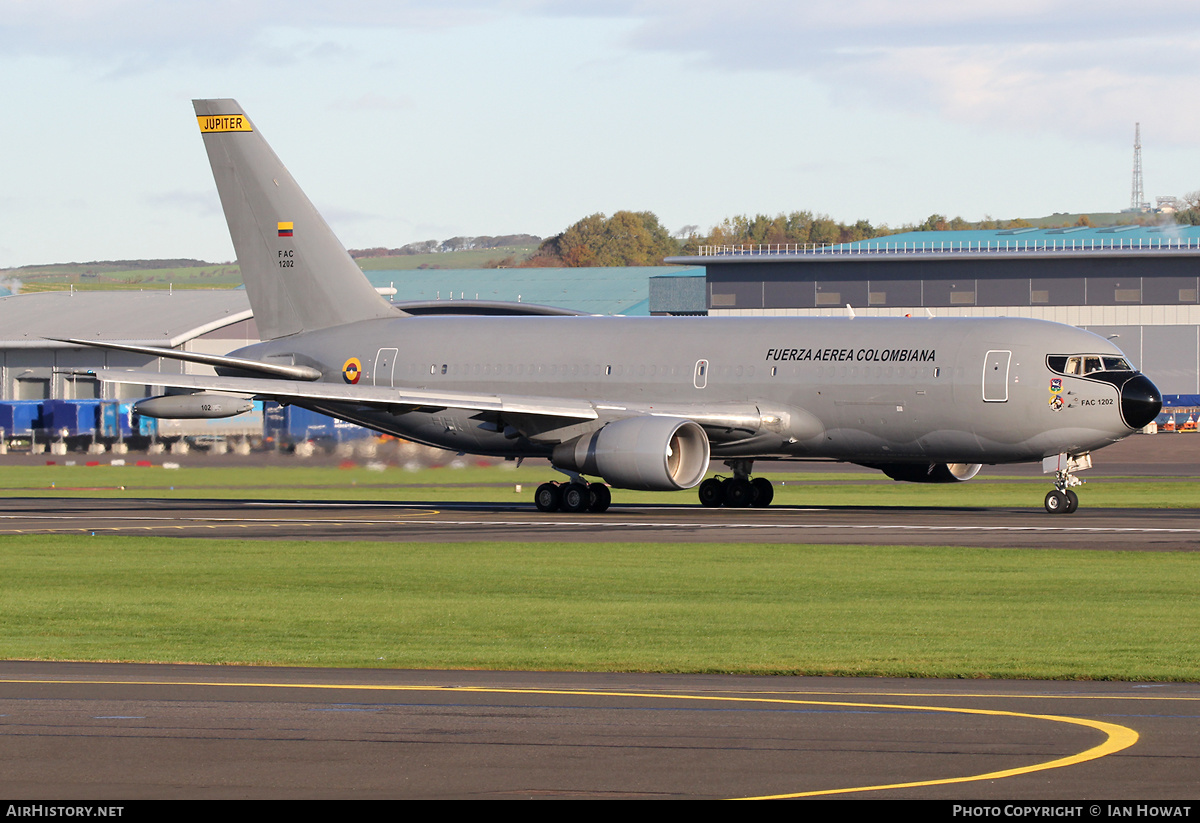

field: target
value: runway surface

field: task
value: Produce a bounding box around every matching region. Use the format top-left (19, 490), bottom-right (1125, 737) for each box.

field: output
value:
top-left (2, 661), bottom-right (1197, 800)
top-left (3, 432), bottom-right (1197, 549)
top-left (0, 497), bottom-right (1197, 550)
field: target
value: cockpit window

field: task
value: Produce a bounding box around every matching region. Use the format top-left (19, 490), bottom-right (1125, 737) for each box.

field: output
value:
top-left (1047, 354), bottom-right (1132, 376)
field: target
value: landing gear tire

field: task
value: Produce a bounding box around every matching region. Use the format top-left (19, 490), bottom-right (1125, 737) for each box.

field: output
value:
top-left (724, 477), bottom-right (755, 508)
top-left (1064, 489), bottom-right (1079, 514)
top-left (535, 482), bottom-right (561, 513)
top-left (698, 476), bottom-right (774, 508)
top-left (1045, 488), bottom-right (1080, 515)
top-left (751, 477), bottom-right (774, 508)
top-left (561, 482), bottom-right (591, 513)
top-left (1045, 490), bottom-right (1067, 514)
top-left (698, 478), bottom-right (725, 507)
top-left (588, 483), bottom-right (611, 513)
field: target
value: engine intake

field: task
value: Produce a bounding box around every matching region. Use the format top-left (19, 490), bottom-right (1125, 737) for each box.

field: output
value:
top-left (552, 416), bottom-right (710, 491)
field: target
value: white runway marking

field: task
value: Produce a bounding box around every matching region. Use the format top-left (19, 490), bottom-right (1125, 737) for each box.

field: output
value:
top-left (0, 511), bottom-right (1197, 536)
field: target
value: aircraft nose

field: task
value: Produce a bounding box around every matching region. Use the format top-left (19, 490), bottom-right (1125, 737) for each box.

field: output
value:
top-left (1120, 373), bottom-right (1162, 430)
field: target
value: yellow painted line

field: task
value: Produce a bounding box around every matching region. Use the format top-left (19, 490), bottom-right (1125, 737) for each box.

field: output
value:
top-left (672, 687), bottom-right (1200, 703)
top-left (737, 704), bottom-right (1136, 799)
top-left (0, 679), bottom-right (1140, 799)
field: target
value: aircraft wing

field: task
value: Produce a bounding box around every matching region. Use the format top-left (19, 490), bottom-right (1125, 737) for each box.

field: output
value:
top-left (94, 369), bottom-right (600, 422)
top-left (92, 368), bottom-right (790, 445)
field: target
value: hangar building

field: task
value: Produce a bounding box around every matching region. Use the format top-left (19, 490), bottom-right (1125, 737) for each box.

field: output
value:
top-left (0, 290), bottom-right (255, 402)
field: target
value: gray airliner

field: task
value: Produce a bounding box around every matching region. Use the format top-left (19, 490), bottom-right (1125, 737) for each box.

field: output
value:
top-left (72, 99), bottom-right (1162, 514)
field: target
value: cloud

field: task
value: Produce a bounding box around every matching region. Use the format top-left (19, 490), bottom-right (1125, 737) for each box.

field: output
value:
top-left (6, 1), bottom-right (1200, 154)
top-left (587, 1), bottom-right (1200, 144)
top-left (0, 0), bottom-right (511, 68)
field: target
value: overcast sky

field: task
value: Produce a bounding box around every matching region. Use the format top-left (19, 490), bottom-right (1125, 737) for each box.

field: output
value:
top-left (3, 0), bottom-right (1200, 267)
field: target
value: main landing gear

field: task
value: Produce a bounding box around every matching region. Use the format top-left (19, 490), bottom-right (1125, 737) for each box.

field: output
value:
top-left (697, 460), bottom-right (775, 508)
top-left (1043, 452), bottom-right (1090, 515)
top-left (534, 480), bottom-right (611, 513)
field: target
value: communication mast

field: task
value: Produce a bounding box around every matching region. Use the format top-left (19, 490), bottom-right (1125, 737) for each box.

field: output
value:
top-left (1131, 122), bottom-right (1148, 211)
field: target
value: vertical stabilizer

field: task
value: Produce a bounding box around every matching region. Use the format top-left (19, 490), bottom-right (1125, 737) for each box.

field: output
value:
top-left (193, 99), bottom-right (396, 340)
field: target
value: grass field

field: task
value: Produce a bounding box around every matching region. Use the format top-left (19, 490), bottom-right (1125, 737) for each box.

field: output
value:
top-left (4, 263), bottom-right (243, 292)
top-left (0, 462), bottom-right (1196, 680)
top-left (2, 247), bottom-right (540, 292)
top-left (0, 536), bottom-right (1196, 679)
top-left (355, 247), bottom-right (538, 270)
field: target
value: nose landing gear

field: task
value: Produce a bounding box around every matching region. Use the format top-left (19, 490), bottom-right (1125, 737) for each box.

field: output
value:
top-left (1044, 487), bottom-right (1079, 514)
top-left (1042, 452), bottom-right (1090, 515)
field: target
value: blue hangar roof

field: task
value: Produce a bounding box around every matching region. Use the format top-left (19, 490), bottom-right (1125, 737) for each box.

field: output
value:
top-left (674, 224), bottom-right (1200, 261)
top-left (840, 225), bottom-right (1200, 253)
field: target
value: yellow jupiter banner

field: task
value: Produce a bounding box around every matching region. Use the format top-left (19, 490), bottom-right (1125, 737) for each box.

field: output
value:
top-left (197, 115), bottom-right (253, 132)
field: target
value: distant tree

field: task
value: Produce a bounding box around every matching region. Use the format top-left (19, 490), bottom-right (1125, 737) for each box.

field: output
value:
top-left (916, 214), bottom-right (949, 232)
top-left (528, 211), bottom-right (679, 267)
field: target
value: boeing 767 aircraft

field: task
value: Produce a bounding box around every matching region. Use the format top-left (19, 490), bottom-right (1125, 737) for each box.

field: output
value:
top-left (67, 100), bottom-right (1162, 514)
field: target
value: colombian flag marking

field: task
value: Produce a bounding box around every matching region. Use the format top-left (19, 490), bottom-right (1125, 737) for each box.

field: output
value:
top-left (278, 222), bottom-right (294, 237)
top-left (342, 357), bottom-right (362, 384)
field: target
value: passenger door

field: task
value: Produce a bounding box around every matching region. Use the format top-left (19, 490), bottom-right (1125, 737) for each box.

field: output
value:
top-left (982, 350), bottom-right (1011, 402)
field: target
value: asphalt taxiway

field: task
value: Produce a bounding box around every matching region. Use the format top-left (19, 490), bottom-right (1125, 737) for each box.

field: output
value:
top-left (2, 661), bottom-right (1197, 800)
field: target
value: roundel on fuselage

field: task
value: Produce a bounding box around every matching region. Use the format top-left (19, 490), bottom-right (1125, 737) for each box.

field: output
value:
top-left (342, 357), bottom-right (362, 384)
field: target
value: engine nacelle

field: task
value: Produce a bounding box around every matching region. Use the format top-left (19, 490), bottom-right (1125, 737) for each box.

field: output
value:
top-left (551, 416), bottom-right (710, 491)
top-left (134, 392), bottom-right (253, 420)
top-left (867, 462), bottom-right (983, 483)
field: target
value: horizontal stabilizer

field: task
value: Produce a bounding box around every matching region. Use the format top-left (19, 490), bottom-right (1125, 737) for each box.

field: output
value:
top-left (49, 338), bottom-right (323, 381)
